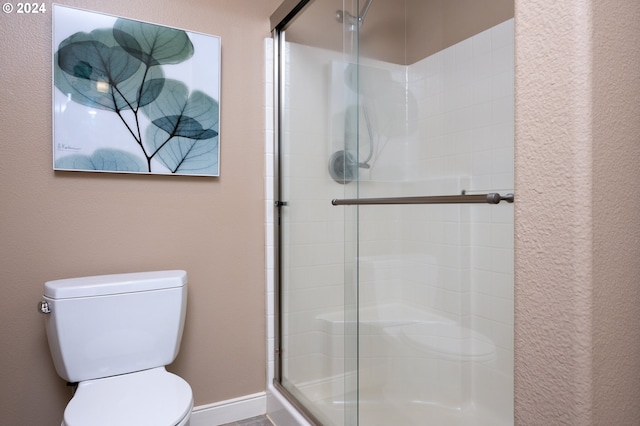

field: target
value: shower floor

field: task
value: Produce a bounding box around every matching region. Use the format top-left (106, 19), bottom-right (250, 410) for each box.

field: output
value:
top-left (309, 386), bottom-right (510, 426)
top-left (304, 303), bottom-right (511, 425)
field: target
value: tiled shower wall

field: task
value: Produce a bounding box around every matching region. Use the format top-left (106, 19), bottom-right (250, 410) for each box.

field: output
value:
top-left (266, 18), bottom-right (513, 419)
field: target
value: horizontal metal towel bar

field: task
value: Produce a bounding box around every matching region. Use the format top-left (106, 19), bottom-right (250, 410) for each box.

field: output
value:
top-left (331, 192), bottom-right (514, 206)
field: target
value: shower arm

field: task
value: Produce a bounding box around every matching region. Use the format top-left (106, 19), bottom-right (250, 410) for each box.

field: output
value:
top-left (358, 0), bottom-right (373, 24)
top-left (331, 192), bottom-right (514, 206)
top-left (336, 0), bottom-right (374, 29)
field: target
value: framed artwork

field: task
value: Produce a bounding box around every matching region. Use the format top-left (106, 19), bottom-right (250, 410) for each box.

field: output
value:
top-left (52, 5), bottom-right (221, 176)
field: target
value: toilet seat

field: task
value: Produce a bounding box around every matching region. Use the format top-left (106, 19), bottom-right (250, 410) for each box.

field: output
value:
top-left (63, 367), bottom-right (193, 426)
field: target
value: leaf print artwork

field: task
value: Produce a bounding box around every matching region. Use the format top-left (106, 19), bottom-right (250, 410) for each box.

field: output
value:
top-left (53, 5), bottom-right (221, 176)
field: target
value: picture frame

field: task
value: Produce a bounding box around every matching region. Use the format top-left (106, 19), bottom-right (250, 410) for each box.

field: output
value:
top-left (52, 5), bottom-right (221, 176)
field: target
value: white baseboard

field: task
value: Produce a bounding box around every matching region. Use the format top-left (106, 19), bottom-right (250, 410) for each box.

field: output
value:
top-left (190, 392), bottom-right (267, 426)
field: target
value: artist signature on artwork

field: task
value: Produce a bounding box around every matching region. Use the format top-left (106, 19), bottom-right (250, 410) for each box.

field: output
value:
top-left (56, 143), bottom-right (82, 152)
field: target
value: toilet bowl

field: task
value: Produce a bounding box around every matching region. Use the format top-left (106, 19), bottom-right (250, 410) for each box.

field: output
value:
top-left (40, 270), bottom-right (193, 426)
top-left (62, 367), bottom-right (193, 426)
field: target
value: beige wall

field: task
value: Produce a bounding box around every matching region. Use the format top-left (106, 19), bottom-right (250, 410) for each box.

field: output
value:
top-left (404, 0), bottom-right (514, 64)
top-left (0, 0), bottom-right (280, 424)
top-left (515, 0), bottom-right (640, 424)
top-left (3, 0), bottom-right (640, 424)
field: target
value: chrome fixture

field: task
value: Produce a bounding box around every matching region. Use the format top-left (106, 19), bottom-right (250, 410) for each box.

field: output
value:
top-left (336, 0), bottom-right (374, 31)
top-left (332, 193), bottom-right (515, 206)
top-left (37, 300), bottom-right (51, 314)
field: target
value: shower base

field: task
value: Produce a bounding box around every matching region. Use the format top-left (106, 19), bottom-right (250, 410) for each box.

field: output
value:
top-left (303, 303), bottom-right (512, 426)
top-left (313, 391), bottom-right (509, 426)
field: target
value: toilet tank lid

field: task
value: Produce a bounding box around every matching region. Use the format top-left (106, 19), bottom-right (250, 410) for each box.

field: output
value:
top-left (44, 270), bottom-right (187, 299)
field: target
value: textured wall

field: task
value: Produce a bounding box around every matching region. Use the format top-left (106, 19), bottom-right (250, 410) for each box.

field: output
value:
top-left (515, 0), bottom-right (640, 424)
top-left (591, 0), bottom-right (640, 424)
top-left (515, 0), bottom-right (593, 422)
top-left (0, 1), bottom-right (279, 424)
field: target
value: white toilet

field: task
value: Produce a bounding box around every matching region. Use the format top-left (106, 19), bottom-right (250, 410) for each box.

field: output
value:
top-left (40, 270), bottom-right (193, 426)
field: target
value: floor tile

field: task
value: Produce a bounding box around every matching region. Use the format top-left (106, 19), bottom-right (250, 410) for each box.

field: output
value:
top-left (219, 414), bottom-right (274, 426)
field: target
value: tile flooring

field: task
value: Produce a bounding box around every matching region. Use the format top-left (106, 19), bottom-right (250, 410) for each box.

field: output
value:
top-left (220, 415), bottom-right (274, 426)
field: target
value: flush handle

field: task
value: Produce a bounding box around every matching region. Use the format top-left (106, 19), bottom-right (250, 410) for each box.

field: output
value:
top-left (38, 300), bottom-right (51, 314)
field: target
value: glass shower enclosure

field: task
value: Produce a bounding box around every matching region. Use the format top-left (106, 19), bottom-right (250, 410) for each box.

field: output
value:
top-left (271, 1), bottom-right (514, 424)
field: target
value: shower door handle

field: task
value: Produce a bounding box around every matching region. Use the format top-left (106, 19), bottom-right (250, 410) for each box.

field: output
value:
top-left (331, 192), bottom-right (514, 206)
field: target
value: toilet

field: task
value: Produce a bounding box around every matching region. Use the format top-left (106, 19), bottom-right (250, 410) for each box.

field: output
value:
top-left (40, 270), bottom-right (193, 426)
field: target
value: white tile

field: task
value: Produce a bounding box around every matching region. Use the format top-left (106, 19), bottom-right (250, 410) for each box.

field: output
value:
top-left (492, 121), bottom-right (514, 149)
top-left (491, 173), bottom-right (514, 192)
top-left (471, 126), bottom-right (493, 152)
top-left (492, 45), bottom-right (514, 76)
top-left (491, 297), bottom-right (513, 325)
top-left (472, 292), bottom-right (492, 319)
top-left (492, 320), bottom-right (513, 350)
top-left (473, 269), bottom-right (492, 295)
top-left (473, 50), bottom-right (493, 82)
top-left (472, 149), bottom-right (492, 176)
top-left (471, 102), bottom-right (493, 131)
top-left (472, 28), bottom-right (492, 57)
top-left (492, 96), bottom-right (514, 125)
top-left (491, 248), bottom-right (514, 275)
top-left (491, 222), bottom-right (514, 249)
top-left (492, 203), bottom-right (514, 224)
top-left (492, 70), bottom-right (514, 99)
top-left (491, 19), bottom-right (514, 49)
top-left (491, 272), bottom-right (514, 300)
top-left (473, 76), bottom-right (493, 104)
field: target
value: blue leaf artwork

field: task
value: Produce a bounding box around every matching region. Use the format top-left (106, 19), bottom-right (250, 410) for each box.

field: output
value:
top-left (53, 5), bottom-right (221, 176)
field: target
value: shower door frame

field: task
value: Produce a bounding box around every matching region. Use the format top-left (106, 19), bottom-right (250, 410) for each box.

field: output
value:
top-left (271, 2), bottom-right (330, 425)
top-left (271, 1), bottom-right (362, 425)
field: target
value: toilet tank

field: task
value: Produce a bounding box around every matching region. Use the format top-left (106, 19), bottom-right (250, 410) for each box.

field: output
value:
top-left (42, 270), bottom-right (188, 383)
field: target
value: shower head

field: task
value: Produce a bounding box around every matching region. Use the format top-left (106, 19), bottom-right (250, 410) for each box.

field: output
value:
top-left (335, 0), bottom-right (373, 30)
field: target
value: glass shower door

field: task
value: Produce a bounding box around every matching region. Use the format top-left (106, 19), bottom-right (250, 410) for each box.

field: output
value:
top-left (273, 1), bottom-right (514, 425)
top-left (274, 1), bottom-right (360, 425)
top-left (336, 2), bottom-right (515, 422)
